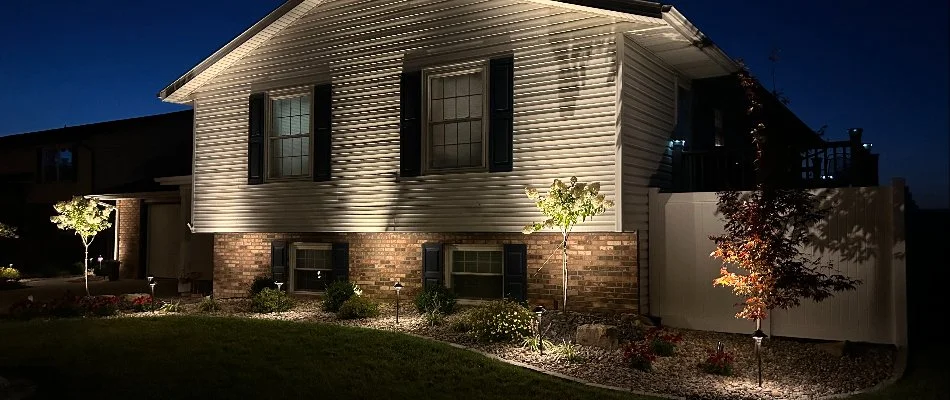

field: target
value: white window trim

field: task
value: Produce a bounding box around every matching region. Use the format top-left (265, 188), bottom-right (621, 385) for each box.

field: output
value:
top-left (422, 60), bottom-right (490, 175)
top-left (265, 88), bottom-right (314, 182)
top-left (289, 242), bottom-right (332, 295)
top-left (445, 244), bottom-right (504, 304)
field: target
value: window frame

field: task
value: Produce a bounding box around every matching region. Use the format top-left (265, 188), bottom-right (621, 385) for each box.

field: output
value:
top-left (422, 61), bottom-right (490, 175)
top-left (265, 88), bottom-right (315, 182)
top-left (444, 244), bottom-right (505, 303)
top-left (288, 242), bottom-right (332, 294)
top-left (39, 146), bottom-right (77, 183)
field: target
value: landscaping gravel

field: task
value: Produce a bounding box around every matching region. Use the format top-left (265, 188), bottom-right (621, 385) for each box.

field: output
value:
top-left (138, 298), bottom-right (896, 399)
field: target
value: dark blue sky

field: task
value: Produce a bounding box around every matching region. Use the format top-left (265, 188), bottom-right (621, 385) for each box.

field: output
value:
top-left (1, 0), bottom-right (947, 208)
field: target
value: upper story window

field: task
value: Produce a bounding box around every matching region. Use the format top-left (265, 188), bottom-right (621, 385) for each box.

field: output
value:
top-left (269, 92), bottom-right (312, 179)
top-left (426, 64), bottom-right (488, 172)
top-left (39, 147), bottom-right (76, 183)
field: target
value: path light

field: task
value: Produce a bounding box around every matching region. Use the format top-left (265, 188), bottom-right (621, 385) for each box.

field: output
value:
top-left (147, 276), bottom-right (157, 309)
top-left (533, 305), bottom-right (546, 355)
top-left (275, 279), bottom-right (284, 292)
top-left (752, 327), bottom-right (768, 387)
top-left (393, 282), bottom-right (403, 325)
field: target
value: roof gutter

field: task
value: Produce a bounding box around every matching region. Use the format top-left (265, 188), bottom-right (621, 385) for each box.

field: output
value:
top-left (157, 0), bottom-right (307, 101)
top-left (661, 6), bottom-right (739, 74)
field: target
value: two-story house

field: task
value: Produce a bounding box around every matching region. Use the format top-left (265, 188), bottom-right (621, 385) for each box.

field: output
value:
top-left (157, 0), bottom-right (839, 313)
top-left (0, 111), bottom-right (202, 283)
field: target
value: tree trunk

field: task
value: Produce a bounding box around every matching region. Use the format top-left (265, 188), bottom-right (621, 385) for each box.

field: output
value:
top-left (562, 231), bottom-right (568, 310)
top-left (83, 246), bottom-right (90, 296)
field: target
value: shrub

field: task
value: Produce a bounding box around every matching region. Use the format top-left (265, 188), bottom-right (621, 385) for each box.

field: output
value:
top-left (249, 275), bottom-right (276, 296)
top-left (158, 300), bottom-right (182, 313)
top-left (414, 285), bottom-right (457, 315)
top-left (468, 300), bottom-right (535, 342)
top-left (623, 341), bottom-right (656, 371)
top-left (47, 292), bottom-right (83, 318)
top-left (0, 266), bottom-right (23, 290)
top-left (197, 297), bottom-right (221, 313)
top-left (120, 294), bottom-right (154, 312)
top-left (646, 328), bottom-right (683, 357)
top-left (8, 298), bottom-right (45, 320)
top-left (521, 336), bottom-right (554, 353)
top-left (700, 342), bottom-right (734, 376)
top-left (251, 288), bottom-right (294, 313)
top-left (336, 296), bottom-right (380, 320)
top-left (322, 280), bottom-right (360, 312)
top-left (1, 266), bottom-right (20, 279)
top-left (449, 313), bottom-right (473, 333)
top-left (551, 340), bottom-right (584, 363)
top-left (79, 295), bottom-right (119, 317)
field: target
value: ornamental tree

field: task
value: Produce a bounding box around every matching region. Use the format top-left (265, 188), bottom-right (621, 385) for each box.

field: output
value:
top-left (710, 64), bottom-right (859, 325)
top-left (0, 222), bottom-right (17, 239)
top-left (523, 176), bottom-right (614, 310)
top-left (51, 196), bottom-right (115, 295)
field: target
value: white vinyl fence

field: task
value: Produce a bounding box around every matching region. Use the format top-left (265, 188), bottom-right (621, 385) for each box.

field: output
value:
top-left (648, 179), bottom-right (907, 345)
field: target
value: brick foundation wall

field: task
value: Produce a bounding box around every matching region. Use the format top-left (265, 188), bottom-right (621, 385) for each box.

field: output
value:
top-left (116, 199), bottom-right (141, 279)
top-left (214, 232), bottom-right (638, 314)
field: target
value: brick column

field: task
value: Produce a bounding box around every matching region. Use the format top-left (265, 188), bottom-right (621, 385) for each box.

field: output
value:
top-left (116, 199), bottom-right (141, 279)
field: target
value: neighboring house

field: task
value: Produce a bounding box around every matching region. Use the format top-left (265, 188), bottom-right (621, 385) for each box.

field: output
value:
top-left (156, 0), bottom-right (872, 313)
top-left (0, 111), bottom-right (207, 284)
top-left (672, 74), bottom-right (879, 192)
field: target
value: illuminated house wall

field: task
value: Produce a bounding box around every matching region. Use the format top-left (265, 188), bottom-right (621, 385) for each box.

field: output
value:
top-left (160, 0), bottom-right (737, 313)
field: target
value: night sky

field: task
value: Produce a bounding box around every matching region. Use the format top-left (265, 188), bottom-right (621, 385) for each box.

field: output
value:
top-left (1, 0), bottom-right (947, 208)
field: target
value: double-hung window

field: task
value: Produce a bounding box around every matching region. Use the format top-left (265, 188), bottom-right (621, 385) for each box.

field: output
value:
top-left (268, 92), bottom-right (312, 179)
top-left (445, 245), bottom-right (504, 300)
top-left (290, 243), bottom-right (332, 293)
top-left (426, 63), bottom-right (488, 172)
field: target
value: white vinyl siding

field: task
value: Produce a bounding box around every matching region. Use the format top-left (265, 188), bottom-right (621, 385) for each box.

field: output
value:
top-left (618, 33), bottom-right (678, 313)
top-left (189, 0), bottom-right (663, 233)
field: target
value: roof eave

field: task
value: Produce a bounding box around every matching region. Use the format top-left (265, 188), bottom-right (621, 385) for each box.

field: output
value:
top-left (661, 6), bottom-right (739, 74)
top-left (157, 0), bottom-right (308, 103)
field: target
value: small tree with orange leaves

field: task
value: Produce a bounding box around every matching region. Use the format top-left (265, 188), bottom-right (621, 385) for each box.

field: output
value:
top-left (710, 64), bottom-right (859, 324)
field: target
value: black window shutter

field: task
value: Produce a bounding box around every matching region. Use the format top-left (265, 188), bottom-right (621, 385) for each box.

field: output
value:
top-left (421, 243), bottom-right (444, 288)
top-left (313, 84), bottom-right (333, 182)
top-left (248, 92), bottom-right (267, 185)
top-left (331, 242), bottom-right (349, 282)
top-left (503, 243), bottom-right (528, 302)
top-left (400, 71), bottom-right (422, 178)
top-left (489, 56), bottom-right (514, 172)
top-left (271, 240), bottom-right (288, 291)
top-left (67, 145), bottom-right (79, 182)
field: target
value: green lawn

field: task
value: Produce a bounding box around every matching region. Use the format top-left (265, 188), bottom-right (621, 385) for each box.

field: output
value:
top-left (0, 316), bottom-right (654, 400)
top-left (0, 316), bottom-right (944, 400)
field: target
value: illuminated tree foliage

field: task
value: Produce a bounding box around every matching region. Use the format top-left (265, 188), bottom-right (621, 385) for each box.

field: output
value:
top-left (710, 64), bottom-right (860, 321)
top-left (524, 176), bottom-right (614, 310)
top-left (0, 222), bottom-right (17, 239)
top-left (51, 196), bottom-right (115, 296)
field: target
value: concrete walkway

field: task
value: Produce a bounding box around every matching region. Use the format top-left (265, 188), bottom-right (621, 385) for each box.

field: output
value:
top-left (0, 276), bottom-right (181, 314)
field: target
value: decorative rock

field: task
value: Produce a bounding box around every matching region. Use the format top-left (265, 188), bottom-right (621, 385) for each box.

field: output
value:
top-left (575, 324), bottom-right (619, 349)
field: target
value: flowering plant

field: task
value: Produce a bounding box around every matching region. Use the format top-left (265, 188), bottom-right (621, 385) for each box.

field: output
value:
top-left (622, 341), bottom-right (656, 371)
top-left (701, 346), bottom-right (734, 376)
top-left (469, 300), bottom-right (535, 343)
top-left (79, 295), bottom-right (120, 316)
top-left (646, 327), bottom-right (683, 356)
